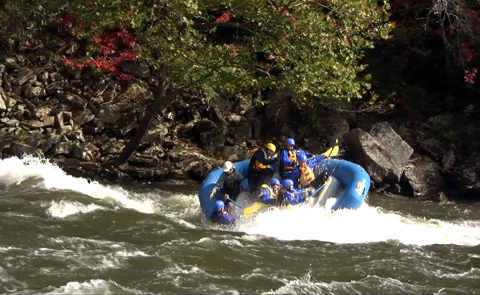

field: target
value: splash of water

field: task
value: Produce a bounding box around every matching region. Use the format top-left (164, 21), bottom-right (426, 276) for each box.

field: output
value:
top-left (236, 201), bottom-right (480, 246)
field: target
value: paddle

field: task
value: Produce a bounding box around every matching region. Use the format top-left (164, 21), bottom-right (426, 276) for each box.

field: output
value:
top-left (244, 203), bottom-right (271, 218)
top-left (228, 199), bottom-right (244, 209)
top-left (324, 139), bottom-right (339, 158)
top-left (305, 140), bottom-right (339, 161)
top-left (299, 182), bottom-right (326, 206)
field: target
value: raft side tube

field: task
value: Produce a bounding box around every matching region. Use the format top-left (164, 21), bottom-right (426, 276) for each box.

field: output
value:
top-left (198, 159), bottom-right (250, 220)
top-left (320, 159), bottom-right (371, 210)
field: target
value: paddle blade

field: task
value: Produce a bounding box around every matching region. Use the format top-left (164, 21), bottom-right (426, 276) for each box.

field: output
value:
top-left (321, 145), bottom-right (339, 157)
top-left (244, 203), bottom-right (271, 218)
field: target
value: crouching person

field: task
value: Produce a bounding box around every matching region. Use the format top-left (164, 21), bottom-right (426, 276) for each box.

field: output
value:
top-left (281, 179), bottom-right (309, 205)
top-left (258, 178), bottom-right (281, 204)
top-left (210, 200), bottom-right (234, 225)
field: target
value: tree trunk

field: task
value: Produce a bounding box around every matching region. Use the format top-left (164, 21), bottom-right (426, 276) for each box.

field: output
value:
top-left (114, 65), bottom-right (173, 166)
top-left (440, 23), bottom-right (452, 95)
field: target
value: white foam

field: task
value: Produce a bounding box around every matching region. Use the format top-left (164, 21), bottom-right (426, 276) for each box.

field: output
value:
top-left (45, 200), bottom-right (106, 218)
top-left (237, 203), bottom-right (480, 246)
top-left (0, 156), bottom-right (155, 214)
top-left (45, 279), bottom-right (141, 294)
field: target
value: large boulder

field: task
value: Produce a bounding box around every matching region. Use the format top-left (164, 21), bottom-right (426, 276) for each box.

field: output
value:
top-left (401, 154), bottom-right (445, 198)
top-left (3, 142), bottom-right (44, 158)
top-left (343, 122), bottom-right (414, 183)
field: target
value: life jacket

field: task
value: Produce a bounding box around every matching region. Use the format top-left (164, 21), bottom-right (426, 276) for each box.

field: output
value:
top-left (250, 148), bottom-right (268, 171)
top-left (300, 165), bottom-right (315, 187)
top-left (279, 149), bottom-right (297, 172)
top-left (258, 184), bottom-right (275, 203)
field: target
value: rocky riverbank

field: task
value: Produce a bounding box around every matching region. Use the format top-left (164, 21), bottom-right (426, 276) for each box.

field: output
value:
top-left (0, 55), bottom-right (478, 201)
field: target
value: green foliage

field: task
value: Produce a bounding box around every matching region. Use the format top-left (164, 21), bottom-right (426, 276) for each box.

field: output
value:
top-left (7, 0), bottom-right (392, 108)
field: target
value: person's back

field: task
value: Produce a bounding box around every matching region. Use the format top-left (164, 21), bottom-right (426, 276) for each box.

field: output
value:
top-left (210, 200), bottom-right (234, 225)
top-left (248, 143), bottom-right (278, 193)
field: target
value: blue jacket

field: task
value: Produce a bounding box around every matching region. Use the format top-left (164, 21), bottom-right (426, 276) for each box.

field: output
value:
top-left (283, 188), bottom-right (308, 205)
top-left (259, 185), bottom-right (278, 204)
top-left (290, 155), bottom-right (326, 188)
top-left (211, 211), bottom-right (234, 225)
top-left (279, 149), bottom-right (298, 174)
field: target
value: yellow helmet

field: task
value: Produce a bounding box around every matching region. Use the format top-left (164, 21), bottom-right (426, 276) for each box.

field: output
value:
top-left (265, 143), bottom-right (276, 153)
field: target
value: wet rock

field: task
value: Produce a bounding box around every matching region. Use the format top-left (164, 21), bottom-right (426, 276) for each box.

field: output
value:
top-left (3, 142), bottom-right (44, 158)
top-left (401, 154), bottom-right (445, 198)
top-left (120, 167), bottom-right (168, 180)
top-left (441, 149), bottom-right (455, 174)
top-left (343, 124), bottom-right (413, 183)
top-left (420, 138), bottom-right (447, 161)
top-left (128, 154), bottom-right (160, 167)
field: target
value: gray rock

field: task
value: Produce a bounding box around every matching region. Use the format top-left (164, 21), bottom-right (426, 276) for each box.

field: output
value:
top-left (66, 67), bottom-right (82, 80)
top-left (0, 88), bottom-right (7, 111)
top-left (71, 143), bottom-right (94, 161)
top-left (0, 118), bottom-right (19, 127)
top-left (120, 61), bottom-right (150, 78)
top-left (96, 107), bottom-right (121, 125)
top-left (128, 154), bottom-right (160, 167)
top-left (45, 81), bottom-right (65, 95)
top-left (343, 126), bottom-right (413, 183)
top-left (20, 120), bottom-right (44, 129)
top-left (402, 155), bottom-right (445, 198)
top-left (34, 106), bottom-right (53, 119)
top-left (72, 109), bottom-right (95, 126)
top-left (3, 142), bottom-right (44, 158)
top-left (43, 116), bottom-right (55, 127)
top-left (56, 92), bottom-right (88, 110)
top-left (420, 138), bottom-right (447, 161)
top-left (24, 85), bottom-right (44, 99)
top-left (195, 119), bottom-right (217, 133)
top-left (50, 141), bottom-right (74, 156)
top-left (38, 135), bottom-right (61, 154)
top-left (23, 132), bottom-right (43, 147)
top-left (12, 70), bottom-right (36, 85)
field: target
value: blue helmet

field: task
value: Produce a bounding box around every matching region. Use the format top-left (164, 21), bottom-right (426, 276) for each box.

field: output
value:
top-left (298, 152), bottom-right (307, 162)
top-left (286, 138), bottom-right (295, 146)
top-left (283, 179), bottom-right (294, 187)
top-left (270, 178), bottom-right (281, 186)
top-left (215, 200), bottom-right (225, 211)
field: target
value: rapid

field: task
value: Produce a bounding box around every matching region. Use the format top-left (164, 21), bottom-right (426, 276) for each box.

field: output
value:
top-left (0, 156), bottom-right (479, 294)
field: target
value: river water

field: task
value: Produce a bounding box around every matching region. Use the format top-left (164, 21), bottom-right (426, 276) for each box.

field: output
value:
top-left (0, 156), bottom-right (479, 294)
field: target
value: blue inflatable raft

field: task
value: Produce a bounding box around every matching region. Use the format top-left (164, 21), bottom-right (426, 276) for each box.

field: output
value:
top-left (198, 157), bottom-right (371, 220)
